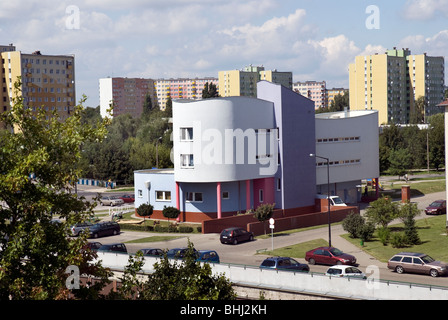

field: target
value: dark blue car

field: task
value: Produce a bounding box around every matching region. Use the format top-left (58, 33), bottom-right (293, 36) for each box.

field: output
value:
top-left (260, 257), bottom-right (309, 272)
top-left (197, 250), bottom-right (220, 263)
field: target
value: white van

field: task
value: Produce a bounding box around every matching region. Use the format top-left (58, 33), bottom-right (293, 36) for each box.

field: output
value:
top-left (316, 194), bottom-right (347, 206)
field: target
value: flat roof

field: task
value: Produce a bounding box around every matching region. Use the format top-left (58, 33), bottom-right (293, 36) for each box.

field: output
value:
top-left (135, 168), bottom-right (174, 174)
top-left (315, 110), bottom-right (377, 120)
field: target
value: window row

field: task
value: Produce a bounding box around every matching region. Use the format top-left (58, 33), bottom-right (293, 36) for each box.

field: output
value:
top-left (317, 136), bottom-right (360, 143)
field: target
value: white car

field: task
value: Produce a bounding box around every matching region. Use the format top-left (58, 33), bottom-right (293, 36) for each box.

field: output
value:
top-left (325, 265), bottom-right (366, 279)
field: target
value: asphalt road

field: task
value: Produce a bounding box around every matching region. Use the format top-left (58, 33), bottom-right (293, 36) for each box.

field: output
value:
top-left (78, 185), bottom-right (448, 289)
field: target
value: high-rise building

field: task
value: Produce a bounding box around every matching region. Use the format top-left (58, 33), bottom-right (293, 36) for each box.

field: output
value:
top-left (155, 77), bottom-right (218, 110)
top-left (326, 88), bottom-right (349, 108)
top-left (99, 77), bottom-right (157, 118)
top-left (1, 45), bottom-right (76, 122)
top-left (349, 48), bottom-right (445, 125)
top-left (293, 81), bottom-right (327, 109)
top-left (219, 65), bottom-right (292, 97)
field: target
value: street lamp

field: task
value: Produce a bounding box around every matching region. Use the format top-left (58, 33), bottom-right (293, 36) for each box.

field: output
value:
top-left (310, 153), bottom-right (332, 247)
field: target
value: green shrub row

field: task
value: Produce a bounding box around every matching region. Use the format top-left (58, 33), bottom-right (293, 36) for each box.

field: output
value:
top-left (119, 223), bottom-right (200, 233)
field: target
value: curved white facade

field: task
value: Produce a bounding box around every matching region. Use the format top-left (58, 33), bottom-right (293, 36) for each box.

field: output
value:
top-left (173, 97), bottom-right (276, 183)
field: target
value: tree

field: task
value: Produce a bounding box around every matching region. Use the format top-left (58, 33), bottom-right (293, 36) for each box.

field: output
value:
top-left (202, 82), bottom-right (219, 99)
top-left (388, 148), bottom-right (412, 179)
top-left (365, 196), bottom-right (399, 228)
top-left (138, 240), bottom-right (236, 300)
top-left (399, 201), bottom-right (421, 245)
top-left (254, 203), bottom-right (275, 235)
top-left (162, 206), bottom-right (180, 224)
top-left (0, 80), bottom-right (111, 299)
top-left (137, 203), bottom-right (153, 221)
top-left (428, 113), bottom-right (445, 171)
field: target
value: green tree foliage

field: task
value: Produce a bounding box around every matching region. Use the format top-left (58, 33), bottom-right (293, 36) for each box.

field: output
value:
top-left (162, 206), bottom-right (180, 222)
top-left (202, 82), bottom-right (219, 99)
top-left (254, 203), bottom-right (275, 235)
top-left (399, 201), bottom-right (421, 245)
top-left (342, 213), bottom-right (375, 242)
top-left (0, 81), bottom-right (112, 299)
top-left (365, 196), bottom-right (399, 228)
top-left (121, 240), bottom-right (236, 300)
top-left (137, 203), bottom-right (154, 220)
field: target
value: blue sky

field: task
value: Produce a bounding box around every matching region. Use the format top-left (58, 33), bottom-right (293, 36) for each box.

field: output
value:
top-left (1, 0), bottom-right (447, 107)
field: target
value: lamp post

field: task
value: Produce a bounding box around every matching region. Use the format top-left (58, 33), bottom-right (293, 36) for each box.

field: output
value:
top-left (310, 153), bottom-right (332, 247)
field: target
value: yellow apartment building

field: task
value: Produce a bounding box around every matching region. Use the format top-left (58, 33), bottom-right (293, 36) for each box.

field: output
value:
top-left (219, 65), bottom-right (292, 97)
top-left (1, 45), bottom-right (76, 123)
top-left (349, 48), bottom-right (444, 125)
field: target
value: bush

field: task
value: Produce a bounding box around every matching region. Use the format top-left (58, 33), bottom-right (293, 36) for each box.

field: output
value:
top-left (390, 232), bottom-right (407, 248)
top-left (377, 227), bottom-right (390, 246)
top-left (178, 226), bottom-right (194, 233)
top-left (342, 213), bottom-right (365, 238)
top-left (359, 222), bottom-right (375, 242)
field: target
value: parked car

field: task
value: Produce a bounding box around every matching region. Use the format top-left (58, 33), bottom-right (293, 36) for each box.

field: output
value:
top-left (260, 257), bottom-right (309, 272)
top-left (100, 195), bottom-right (124, 206)
top-left (88, 221), bottom-right (121, 238)
top-left (305, 247), bottom-right (357, 266)
top-left (387, 252), bottom-right (448, 277)
top-left (70, 221), bottom-right (93, 236)
top-left (325, 265), bottom-right (366, 279)
top-left (139, 248), bottom-right (164, 257)
top-left (167, 247), bottom-right (198, 259)
top-left (119, 194), bottom-right (135, 203)
top-left (86, 241), bottom-right (102, 251)
top-left (425, 200), bottom-right (446, 215)
top-left (197, 250), bottom-right (220, 263)
top-left (97, 243), bottom-right (128, 253)
top-left (220, 227), bottom-right (254, 245)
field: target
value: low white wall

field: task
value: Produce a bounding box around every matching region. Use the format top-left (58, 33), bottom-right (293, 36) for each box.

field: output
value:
top-left (95, 252), bottom-right (448, 300)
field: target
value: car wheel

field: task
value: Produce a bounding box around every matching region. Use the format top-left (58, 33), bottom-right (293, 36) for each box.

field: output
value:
top-left (430, 269), bottom-right (439, 277)
top-left (249, 235), bottom-right (254, 241)
top-left (395, 266), bottom-right (404, 274)
top-left (336, 261), bottom-right (343, 265)
top-left (232, 239), bottom-right (238, 245)
top-left (113, 229), bottom-right (118, 236)
top-left (308, 258), bottom-right (316, 265)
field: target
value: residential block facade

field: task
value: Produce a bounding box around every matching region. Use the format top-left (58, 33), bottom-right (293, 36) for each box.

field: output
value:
top-left (1, 44), bottom-right (76, 122)
top-left (219, 65), bottom-right (292, 98)
top-left (293, 80), bottom-right (327, 109)
top-left (349, 48), bottom-right (444, 125)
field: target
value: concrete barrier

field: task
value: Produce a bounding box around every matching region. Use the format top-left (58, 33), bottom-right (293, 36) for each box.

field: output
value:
top-left (95, 252), bottom-right (448, 300)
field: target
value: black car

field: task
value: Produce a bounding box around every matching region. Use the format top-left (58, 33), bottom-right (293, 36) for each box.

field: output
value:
top-left (260, 257), bottom-right (309, 272)
top-left (220, 227), bottom-right (254, 245)
top-left (97, 243), bottom-right (127, 253)
top-left (88, 222), bottom-right (120, 238)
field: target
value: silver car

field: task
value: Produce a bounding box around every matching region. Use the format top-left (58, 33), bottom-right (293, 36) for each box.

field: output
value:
top-left (100, 195), bottom-right (124, 206)
top-left (387, 252), bottom-right (448, 277)
top-left (70, 222), bottom-right (94, 236)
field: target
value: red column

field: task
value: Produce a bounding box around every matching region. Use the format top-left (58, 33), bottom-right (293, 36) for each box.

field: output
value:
top-left (246, 180), bottom-right (251, 212)
top-left (217, 182), bottom-right (222, 219)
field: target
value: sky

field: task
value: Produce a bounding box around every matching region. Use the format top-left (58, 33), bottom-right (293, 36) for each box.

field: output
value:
top-left (1, 0), bottom-right (447, 107)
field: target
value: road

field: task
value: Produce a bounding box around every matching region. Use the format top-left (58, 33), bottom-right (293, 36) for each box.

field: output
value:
top-left (78, 184), bottom-right (448, 290)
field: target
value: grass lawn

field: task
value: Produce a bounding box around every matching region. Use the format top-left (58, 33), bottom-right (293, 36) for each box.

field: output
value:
top-left (258, 239), bottom-right (328, 259)
top-left (125, 235), bottom-right (182, 244)
top-left (342, 215), bottom-right (448, 263)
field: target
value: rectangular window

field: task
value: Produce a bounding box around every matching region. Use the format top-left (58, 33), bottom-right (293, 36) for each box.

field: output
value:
top-left (156, 191), bottom-right (171, 201)
top-left (222, 191), bottom-right (229, 199)
top-left (259, 189), bottom-right (264, 203)
top-left (277, 178), bottom-right (281, 191)
top-left (186, 192), bottom-right (203, 202)
top-left (180, 154), bottom-right (194, 168)
top-left (180, 127), bottom-right (193, 141)
top-left (138, 190), bottom-right (143, 198)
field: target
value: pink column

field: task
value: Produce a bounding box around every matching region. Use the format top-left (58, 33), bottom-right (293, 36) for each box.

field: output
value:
top-left (246, 180), bottom-right (251, 212)
top-left (176, 182), bottom-right (180, 221)
top-left (217, 182), bottom-right (222, 219)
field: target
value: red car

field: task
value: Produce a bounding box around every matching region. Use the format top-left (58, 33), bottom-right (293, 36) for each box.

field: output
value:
top-left (305, 247), bottom-right (357, 266)
top-left (119, 194), bottom-right (135, 203)
top-left (425, 200), bottom-right (446, 215)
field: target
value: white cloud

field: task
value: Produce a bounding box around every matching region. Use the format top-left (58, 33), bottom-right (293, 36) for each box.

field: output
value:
top-left (403, 0), bottom-right (448, 20)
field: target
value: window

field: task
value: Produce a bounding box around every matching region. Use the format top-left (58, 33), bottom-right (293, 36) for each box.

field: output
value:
top-left (277, 178), bottom-right (281, 191)
top-left (138, 190), bottom-right (143, 198)
top-left (222, 191), bottom-right (229, 199)
top-left (180, 154), bottom-right (194, 168)
top-left (180, 127), bottom-right (193, 141)
top-left (156, 191), bottom-right (171, 201)
top-left (186, 192), bottom-right (203, 202)
top-left (259, 189), bottom-right (264, 203)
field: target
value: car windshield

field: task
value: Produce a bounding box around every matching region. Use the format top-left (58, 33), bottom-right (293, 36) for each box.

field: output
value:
top-left (329, 248), bottom-right (344, 256)
top-left (429, 202), bottom-right (443, 207)
top-left (332, 197), bottom-right (344, 204)
top-left (421, 255), bottom-right (435, 263)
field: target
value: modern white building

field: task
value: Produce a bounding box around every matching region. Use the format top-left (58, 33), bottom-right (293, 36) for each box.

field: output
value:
top-left (315, 110), bottom-right (379, 203)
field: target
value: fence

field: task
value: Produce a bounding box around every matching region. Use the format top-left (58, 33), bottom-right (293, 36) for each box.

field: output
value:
top-left (95, 252), bottom-right (448, 300)
top-left (77, 178), bottom-right (115, 189)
